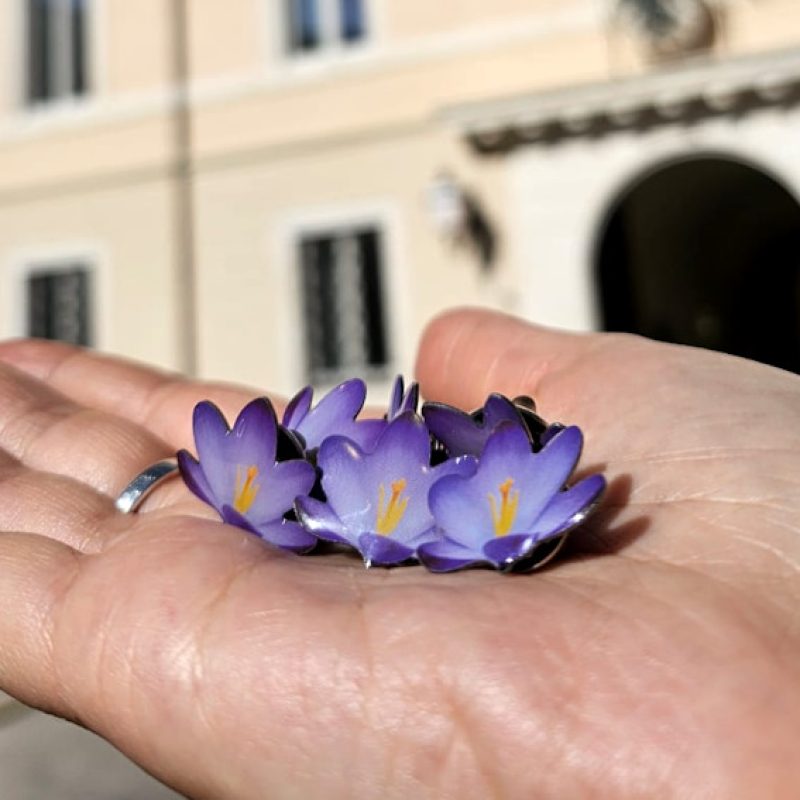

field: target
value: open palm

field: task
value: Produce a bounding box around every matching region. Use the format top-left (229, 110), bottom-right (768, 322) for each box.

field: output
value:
top-left (0, 308), bottom-right (798, 799)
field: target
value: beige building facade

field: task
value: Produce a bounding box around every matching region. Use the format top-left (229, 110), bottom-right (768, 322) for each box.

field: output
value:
top-left (0, 0), bottom-right (798, 394)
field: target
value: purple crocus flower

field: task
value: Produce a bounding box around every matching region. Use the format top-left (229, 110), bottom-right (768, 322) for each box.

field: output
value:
top-left (422, 393), bottom-right (526, 457)
top-left (418, 422), bottom-right (605, 573)
top-left (283, 379), bottom-right (386, 453)
top-left (178, 398), bottom-right (318, 553)
top-left (387, 375), bottom-right (420, 420)
top-left (424, 393), bottom-right (562, 456)
top-left (295, 413), bottom-right (477, 567)
top-left (539, 423), bottom-right (566, 447)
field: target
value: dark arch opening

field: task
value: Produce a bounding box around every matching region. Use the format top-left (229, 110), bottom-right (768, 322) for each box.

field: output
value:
top-left (596, 156), bottom-right (800, 373)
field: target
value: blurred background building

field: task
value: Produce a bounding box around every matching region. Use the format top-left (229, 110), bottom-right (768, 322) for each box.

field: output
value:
top-left (0, 1), bottom-right (799, 794)
top-left (0, 0), bottom-right (798, 396)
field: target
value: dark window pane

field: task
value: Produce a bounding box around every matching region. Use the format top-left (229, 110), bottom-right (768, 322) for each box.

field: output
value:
top-left (27, 267), bottom-right (92, 346)
top-left (299, 227), bottom-right (389, 382)
top-left (340, 0), bottom-right (365, 42)
top-left (301, 238), bottom-right (340, 374)
top-left (27, 273), bottom-right (53, 338)
top-left (287, 0), bottom-right (320, 51)
top-left (356, 230), bottom-right (388, 366)
top-left (71, 0), bottom-right (88, 95)
top-left (26, 0), bottom-right (51, 102)
top-left (25, 0), bottom-right (89, 104)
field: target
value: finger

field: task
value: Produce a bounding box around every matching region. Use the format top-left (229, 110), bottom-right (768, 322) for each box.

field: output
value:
top-left (0, 339), bottom-right (275, 451)
top-left (0, 360), bottom-right (176, 500)
top-left (0, 533), bottom-right (81, 715)
top-left (414, 308), bottom-right (610, 417)
top-left (0, 449), bottom-right (123, 552)
top-left (0, 517), bottom-right (316, 800)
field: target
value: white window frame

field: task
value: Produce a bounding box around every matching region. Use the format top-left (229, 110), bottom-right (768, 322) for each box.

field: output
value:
top-left (3, 243), bottom-right (110, 348)
top-left (287, 0), bottom-right (369, 54)
top-left (272, 202), bottom-right (408, 395)
top-left (264, 0), bottom-right (380, 70)
top-left (14, 0), bottom-right (97, 112)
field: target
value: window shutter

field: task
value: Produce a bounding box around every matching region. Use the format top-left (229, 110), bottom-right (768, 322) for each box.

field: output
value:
top-left (299, 226), bottom-right (389, 383)
top-left (27, 266), bottom-right (92, 346)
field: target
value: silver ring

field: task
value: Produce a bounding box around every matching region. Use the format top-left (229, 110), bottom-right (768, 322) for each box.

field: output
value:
top-left (115, 459), bottom-right (180, 513)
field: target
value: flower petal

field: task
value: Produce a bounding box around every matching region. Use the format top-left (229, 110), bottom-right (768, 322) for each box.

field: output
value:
top-left (482, 393), bottom-right (523, 430)
top-left (354, 414), bottom-right (438, 543)
top-left (228, 398), bottom-right (278, 465)
top-left (476, 420), bottom-right (539, 476)
top-left (483, 534), bottom-right (536, 570)
top-left (191, 399), bottom-right (280, 518)
top-left (357, 533), bottom-right (415, 567)
top-left (220, 504), bottom-right (251, 530)
top-left (478, 423), bottom-right (584, 530)
top-left (388, 376), bottom-right (420, 419)
top-left (368, 412), bottom-right (431, 476)
top-left (515, 426), bottom-right (584, 523)
top-left (295, 379), bottom-right (366, 450)
top-left (417, 538), bottom-right (486, 573)
top-left (423, 395), bottom-right (522, 456)
top-left (282, 385), bottom-right (313, 430)
top-left (539, 423), bottom-right (565, 448)
top-left (222, 506), bottom-right (317, 553)
top-left (254, 520), bottom-right (318, 553)
top-left (388, 375), bottom-right (404, 418)
top-left (400, 523), bottom-right (439, 549)
top-left (531, 474), bottom-right (606, 538)
top-left (319, 415), bottom-right (463, 548)
top-left (422, 402), bottom-right (483, 456)
top-left (192, 401), bottom-right (230, 467)
top-left (403, 383), bottom-right (420, 416)
top-left (295, 495), bottom-right (353, 545)
top-left (317, 435), bottom-right (373, 532)
top-left (428, 472), bottom-right (489, 548)
top-left (347, 418), bottom-right (388, 452)
top-left (177, 449), bottom-right (219, 510)
top-left (244, 458), bottom-right (316, 525)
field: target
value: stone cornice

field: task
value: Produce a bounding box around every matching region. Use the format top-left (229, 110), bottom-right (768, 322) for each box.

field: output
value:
top-left (442, 46), bottom-right (800, 153)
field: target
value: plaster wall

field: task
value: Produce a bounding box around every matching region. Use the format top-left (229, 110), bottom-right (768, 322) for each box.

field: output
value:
top-left (192, 126), bottom-right (513, 393)
top-left (507, 105), bottom-right (800, 332)
top-left (0, 177), bottom-right (182, 368)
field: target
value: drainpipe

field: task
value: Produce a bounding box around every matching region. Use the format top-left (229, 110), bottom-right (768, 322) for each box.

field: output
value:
top-left (170, 0), bottom-right (197, 375)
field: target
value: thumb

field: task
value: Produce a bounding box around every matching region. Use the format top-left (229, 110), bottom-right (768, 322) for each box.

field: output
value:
top-left (414, 308), bottom-right (599, 413)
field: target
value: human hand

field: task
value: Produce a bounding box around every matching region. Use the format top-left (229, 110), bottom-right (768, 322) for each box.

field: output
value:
top-left (0, 308), bottom-right (798, 799)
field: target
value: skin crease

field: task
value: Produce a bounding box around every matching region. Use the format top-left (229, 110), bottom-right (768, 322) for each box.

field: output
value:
top-left (0, 308), bottom-right (798, 799)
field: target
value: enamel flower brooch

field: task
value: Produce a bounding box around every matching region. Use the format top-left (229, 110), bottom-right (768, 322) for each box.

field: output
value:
top-left (177, 376), bottom-right (606, 573)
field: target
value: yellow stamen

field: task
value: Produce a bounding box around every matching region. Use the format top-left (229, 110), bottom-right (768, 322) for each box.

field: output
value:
top-left (376, 478), bottom-right (409, 536)
top-left (488, 477), bottom-right (519, 537)
top-left (234, 465), bottom-right (260, 514)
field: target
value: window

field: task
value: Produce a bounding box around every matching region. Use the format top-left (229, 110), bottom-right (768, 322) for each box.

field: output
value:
top-left (26, 0), bottom-right (89, 105)
top-left (299, 226), bottom-right (389, 383)
top-left (286, 0), bottom-right (367, 54)
top-left (26, 264), bottom-right (92, 345)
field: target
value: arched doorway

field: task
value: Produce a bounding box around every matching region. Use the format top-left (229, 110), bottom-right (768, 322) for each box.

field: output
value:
top-left (596, 156), bottom-right (800, 372)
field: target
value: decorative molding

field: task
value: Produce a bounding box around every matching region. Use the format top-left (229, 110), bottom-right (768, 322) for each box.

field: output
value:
top-left (195, 1), bottom-right (600, 104)
top-left (442, 45), bottom-right (800, 151)
top-left (615, 0), bottom-right (718, 60)
top-left (0, 1), bottom-right (600, 142)
top-left (505, 101), bottom-right (800, 333)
